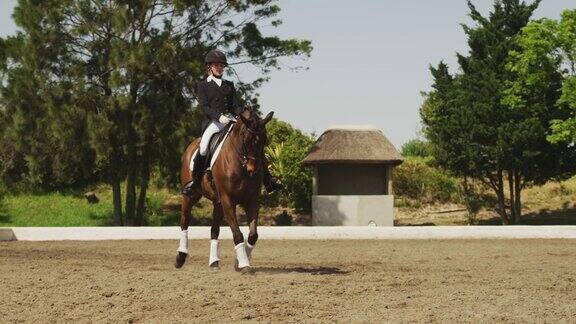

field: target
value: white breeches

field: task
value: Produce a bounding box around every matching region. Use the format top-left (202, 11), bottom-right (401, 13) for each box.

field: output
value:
top-left (199, 120), bottom-right (226, 156)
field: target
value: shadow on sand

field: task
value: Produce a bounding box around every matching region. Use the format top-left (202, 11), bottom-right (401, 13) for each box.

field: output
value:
top-left (396, 222), bottom-right (437, 226)
top-left (254, 266), bottom-right (349, 275)
top-left (477, 206), bottom-right (576, 225)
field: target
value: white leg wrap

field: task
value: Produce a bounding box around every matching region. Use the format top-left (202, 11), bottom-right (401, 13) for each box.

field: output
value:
top-left (246, 242), bottom-right (255, 260)
top-left (234, 242), bottom-right (251, 269)
top-left (177, 229), bottom-right (188, 254)
top-left (208, 239), bottom-right (221, 266)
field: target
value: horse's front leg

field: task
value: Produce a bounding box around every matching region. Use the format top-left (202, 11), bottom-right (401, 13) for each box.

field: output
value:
top-left (209, 203), bottom-right (223, 269)
top-left (175, 192), bottom-right (201, 268)
top-left (244, 200), bottom-right (260, 262)
top-left (220, 196), bottom-right (251, 272)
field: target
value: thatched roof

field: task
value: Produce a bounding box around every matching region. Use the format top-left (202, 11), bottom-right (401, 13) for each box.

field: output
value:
top-left (303, 126), bottom-right (403, 165)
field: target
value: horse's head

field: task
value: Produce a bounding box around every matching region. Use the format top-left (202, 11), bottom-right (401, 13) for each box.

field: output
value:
top-left (236, 109), bottom-right (274, 177)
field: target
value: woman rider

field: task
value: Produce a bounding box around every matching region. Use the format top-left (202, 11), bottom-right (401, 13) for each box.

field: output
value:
top-left (182, 49), bottom-right (282, 195)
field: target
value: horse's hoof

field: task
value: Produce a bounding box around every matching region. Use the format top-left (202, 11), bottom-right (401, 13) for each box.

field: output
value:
top-left (175, 252), bottom-right (187, 268)
top-left (209, 261), bottom-right (220, 270)
top-left (234, 260), bottom-right (253, 274)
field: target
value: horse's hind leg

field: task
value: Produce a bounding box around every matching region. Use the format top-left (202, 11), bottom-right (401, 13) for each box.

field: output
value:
top-left (175, 192), bottom-right (201, 269)
top-left (208, 203), bottom-right (223, 269)
top-left (244, 200), bottom-right (260, 262)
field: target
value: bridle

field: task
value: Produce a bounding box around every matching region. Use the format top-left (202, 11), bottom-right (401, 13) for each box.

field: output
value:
top-left (233, 121), bottom-right (265, 169)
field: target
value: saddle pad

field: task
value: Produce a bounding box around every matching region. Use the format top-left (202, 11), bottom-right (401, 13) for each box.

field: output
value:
top-left (206, 122), bottom-right (233, 163)
top-left (189, 123), bottom-right (234, 173)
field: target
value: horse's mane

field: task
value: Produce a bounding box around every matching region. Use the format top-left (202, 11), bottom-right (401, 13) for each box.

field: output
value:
top-left (235, 109), bottom-right (265, 134)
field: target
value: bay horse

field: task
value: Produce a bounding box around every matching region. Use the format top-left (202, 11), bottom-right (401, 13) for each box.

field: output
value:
top-left (175, 109), bottom-right (274, 273)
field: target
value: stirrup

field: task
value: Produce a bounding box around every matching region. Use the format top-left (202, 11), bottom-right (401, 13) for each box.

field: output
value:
top-left (181, 181), bottom-right (198, 197)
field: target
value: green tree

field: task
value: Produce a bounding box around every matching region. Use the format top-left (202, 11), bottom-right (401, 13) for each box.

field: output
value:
top-left (0, 0), bottom-right (312, 225)
top-left (504, 10), bottom-right (576, 144)
top-left (0, 22), bottom-right (96, 191)
top-left (421, 0), bottom-right (574, 224)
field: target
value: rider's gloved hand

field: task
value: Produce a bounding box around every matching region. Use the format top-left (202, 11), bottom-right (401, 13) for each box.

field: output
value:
top-left (218, 114), bottom-right (236, 124)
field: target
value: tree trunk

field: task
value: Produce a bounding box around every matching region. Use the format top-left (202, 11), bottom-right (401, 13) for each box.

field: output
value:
top-left (135, 184), bottom-right (148, 226)
top-left (112, 177), bottom-right (123, 226)
top-left (124, 122), bottom-right (137, 226)
top-left (508, 170), bottom-right (516, 225)
top-left (496, 169), bottom-right (509, 225)
top-left (135, 161), bottom-right (150, 226)
top-left (124, 153), bottom-right (137, 226)
top-left (514, 170), bottom-right (522, 224)
top-left (124, 55), bottom-right (139, 226)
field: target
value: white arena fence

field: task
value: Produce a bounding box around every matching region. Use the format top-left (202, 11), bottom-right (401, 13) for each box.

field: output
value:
top-left (2, 226), bottom-right (576, 241)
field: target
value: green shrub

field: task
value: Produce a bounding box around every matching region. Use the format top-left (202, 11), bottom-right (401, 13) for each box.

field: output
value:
top-left (401, 139), bottom-right (433, 159)
top-left (273, 210), bottom-right (293, 226)
top-left (394, 157), bottom-right (458, 203)
top-left (265, 119), bottom-right (315, 211)
top-left (461, 191), bottom-right (483, 224)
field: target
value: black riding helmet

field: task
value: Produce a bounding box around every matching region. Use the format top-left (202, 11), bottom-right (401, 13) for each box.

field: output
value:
top-left (205, 49), bottom-right (227, 65)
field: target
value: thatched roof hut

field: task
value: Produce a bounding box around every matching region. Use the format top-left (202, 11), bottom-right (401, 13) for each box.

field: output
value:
top-left (304, 126), bottom-right (402, 226)
top-left (303, 126), bottom-right (401, 226)
top-left (303, 126), bottom-right (403, 165)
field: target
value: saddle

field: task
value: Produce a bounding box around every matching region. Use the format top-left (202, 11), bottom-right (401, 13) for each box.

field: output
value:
top-left (205, 122), bottom-right (233, 165)
top-left (190, 122), bottom-right (234, 173)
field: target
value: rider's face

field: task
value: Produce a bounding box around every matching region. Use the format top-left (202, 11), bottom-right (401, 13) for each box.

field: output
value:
top-left (209, 63), bottom-right (225, 77)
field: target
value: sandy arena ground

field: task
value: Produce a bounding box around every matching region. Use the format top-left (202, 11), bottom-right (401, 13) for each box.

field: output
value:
top-left (1, 239), bottom-right (576, 323)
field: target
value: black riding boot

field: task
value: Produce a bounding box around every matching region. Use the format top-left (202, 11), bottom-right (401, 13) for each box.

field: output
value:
top-left (262, 158), bottom-right (283, 194)
top-left (182, 154), bottom-right (207, 196)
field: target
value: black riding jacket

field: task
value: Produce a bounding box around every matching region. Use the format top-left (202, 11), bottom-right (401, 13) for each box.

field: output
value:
top-left (196, 77), bottom-right (242, 130)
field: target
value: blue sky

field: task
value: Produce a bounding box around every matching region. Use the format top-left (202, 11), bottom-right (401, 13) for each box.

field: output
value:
top-left (0, 0), bottom-right (572, 147)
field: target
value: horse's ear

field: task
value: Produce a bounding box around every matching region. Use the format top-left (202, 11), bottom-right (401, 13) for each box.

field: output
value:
top-left (261, 111), bottom-right (274, 125)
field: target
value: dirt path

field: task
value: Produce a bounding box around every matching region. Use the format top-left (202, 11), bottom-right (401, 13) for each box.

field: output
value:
top-left (1, 239), bottom-right (575, 322)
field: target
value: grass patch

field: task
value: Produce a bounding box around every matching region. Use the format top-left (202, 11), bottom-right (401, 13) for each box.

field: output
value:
top-left (0, 191), bottom-right (114, 227)
top-left (396, 175), bottom-right (576, 225)
top-left (0, 182), bottom-right (290, 227)
top-left (144, 188), bottom-right (213, 226)
top-left (0, 184), bottom-right (214, 227)
top-left (2, 175), bottom-right (575, 227)
top-left (522, 176), bottom-right (576, 211)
